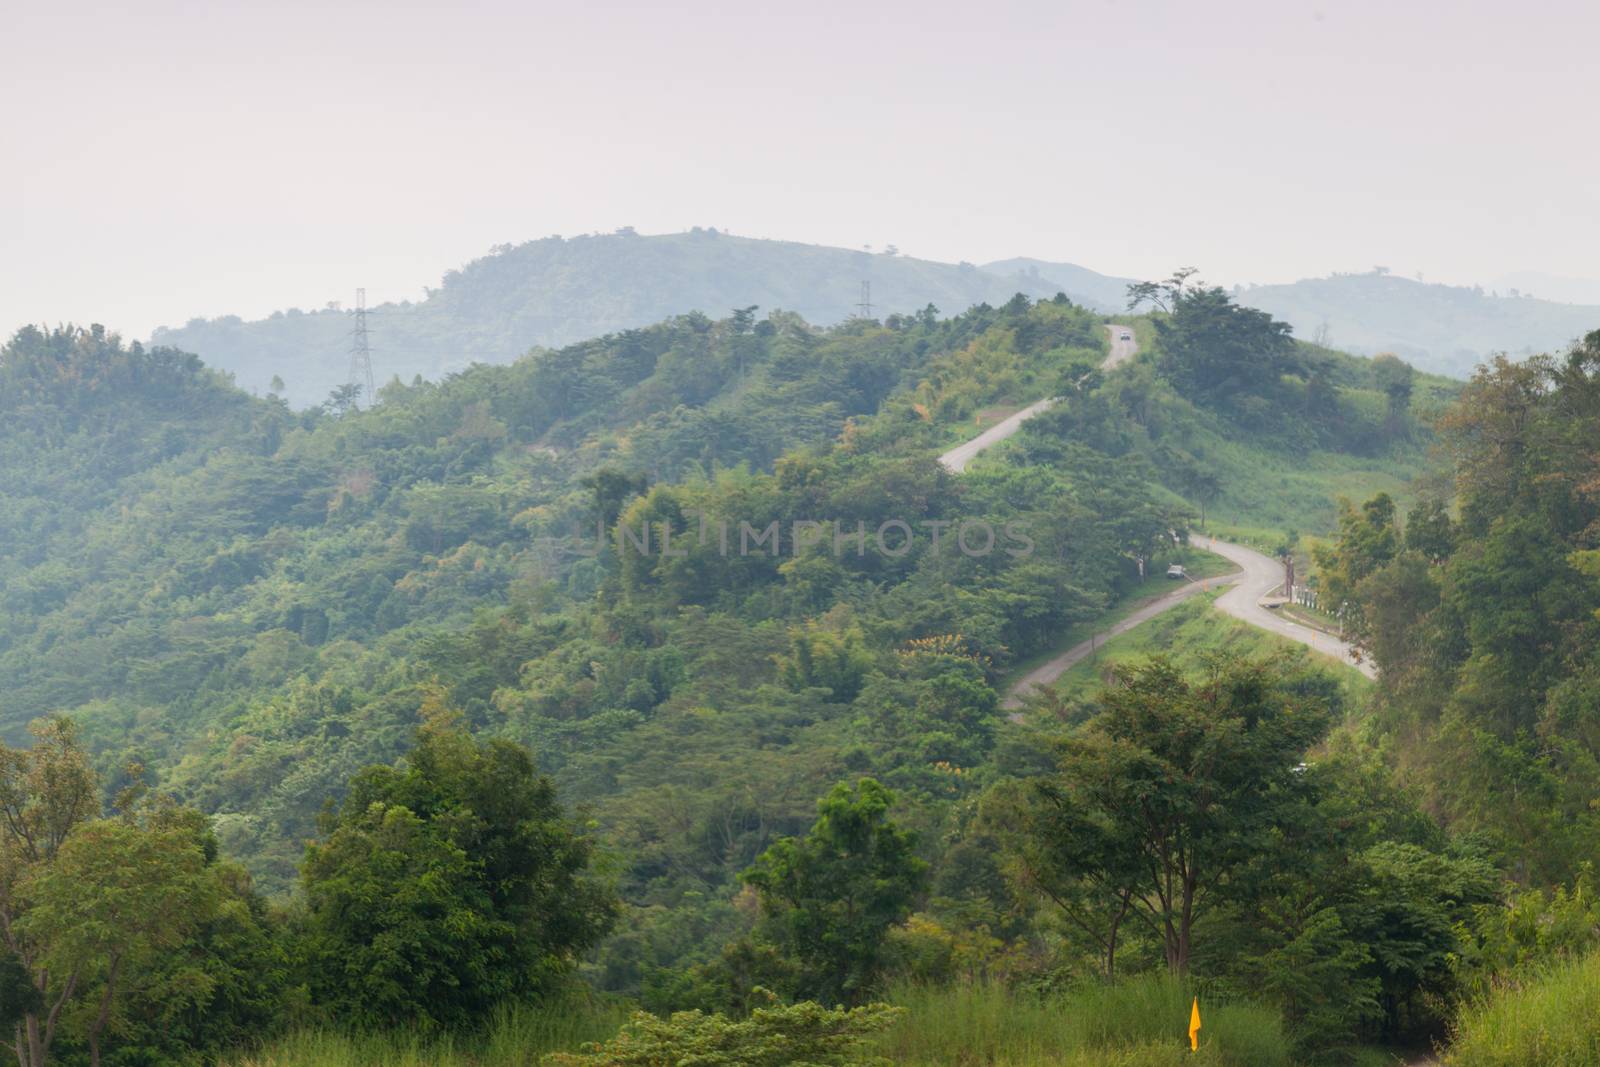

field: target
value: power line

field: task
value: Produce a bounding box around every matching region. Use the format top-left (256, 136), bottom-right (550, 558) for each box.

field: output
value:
top-left (348, 287), bottom-right (375, 406)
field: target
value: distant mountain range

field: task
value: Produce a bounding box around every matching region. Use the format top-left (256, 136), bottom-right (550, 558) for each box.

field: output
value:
top-left (1236, 272), bottom-right (1600, 373)
top-left (150, 230), bottom-right (1600, 406)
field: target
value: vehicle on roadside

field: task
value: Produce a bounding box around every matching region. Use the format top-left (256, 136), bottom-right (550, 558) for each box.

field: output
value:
top-left (1166, 563), bottom-right (1186, 579)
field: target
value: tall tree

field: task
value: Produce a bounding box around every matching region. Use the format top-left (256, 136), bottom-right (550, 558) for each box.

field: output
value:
top-left (1153, 287), bottom-right (1298, 415)
top-left (0, 718), bottom-right (97, 1067)
top-left (300, 695), bottom-right (617, 1028)
top-left (1312, 493), bottom-right (1401, 636)
top-left (1013, 656), bottom-right (1330, 974)
top-left (1371, 354), bottom-right (1416, 439)
top-left (1125, 267), bottom-right (1200, 313)
top-left (17, 814), bottom-right (210, 1067)
top-left (742, 778), bottom-right (927, 1005)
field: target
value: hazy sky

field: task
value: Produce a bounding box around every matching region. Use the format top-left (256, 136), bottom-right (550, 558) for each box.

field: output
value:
top-left (4, 0), bottom-right (1598, 339)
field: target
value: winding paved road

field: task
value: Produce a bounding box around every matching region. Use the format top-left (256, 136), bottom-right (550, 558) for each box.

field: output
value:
top-left (938, 326), bottom-right (1140, 473)
top-left (937, 324), bottom-right (1376, 706)
top-left (938, 396), bottom-right (1060, 474)
top-left (1207, 536), bottom-right (1373, 678)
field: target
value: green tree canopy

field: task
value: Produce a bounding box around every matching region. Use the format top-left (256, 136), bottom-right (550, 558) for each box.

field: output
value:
top-left (300, 694), bottom-right (617, 1028)
top-left (17, 813), bottom-right (211, 1067)
top-left (1011, 656), bottom-right (1331, 975)
top-left (1154, 287), bottom-right (1299, 418)
top-left (742, 778), bottom-right (927, 1005)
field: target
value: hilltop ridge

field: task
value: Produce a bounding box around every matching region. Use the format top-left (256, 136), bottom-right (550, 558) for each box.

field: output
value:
top-left (151, 231), bottom-right (1121, 404)
top-left (149, 230), bottom-right (1600, 408)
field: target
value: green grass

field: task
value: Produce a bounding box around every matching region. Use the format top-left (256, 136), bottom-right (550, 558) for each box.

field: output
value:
top-left (1444, 950), bottom-right (1600, 1066)
top-left (1201, 523), bottom-right (1292, 551)
top-left (227, 998), bottom-right (633, 1067)
top-left (1198, 439), bottom-right (1424, 542)
top-left (226, 975), bottom-right (1427, 1066)
top-left (222, 980), bottom-right (1285, 1067)
top-left (878, 975), bottom-right (1291, 1066)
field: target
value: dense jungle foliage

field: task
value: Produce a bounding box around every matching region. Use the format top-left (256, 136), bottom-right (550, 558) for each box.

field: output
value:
top-left (8, 294), bottom-right (1597, 1064)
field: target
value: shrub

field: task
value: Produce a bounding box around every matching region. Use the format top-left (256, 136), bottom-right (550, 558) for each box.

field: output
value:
top-left (546, 998), bottom-right (904, 1066)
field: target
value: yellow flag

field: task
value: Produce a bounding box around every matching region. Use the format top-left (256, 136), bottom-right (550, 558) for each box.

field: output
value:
top-left (1188, 997), bottom-right (1201, 1051)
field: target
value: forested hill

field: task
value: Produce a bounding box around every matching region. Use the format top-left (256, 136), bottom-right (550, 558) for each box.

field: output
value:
top-left (21, 292), bottom-right (1600, 1065)
top-left (2, 295), bottom-right (1450, 904)
top-left (9, 295), bottom-right (1522, 1060)
top-left (151, 231), bottom-right (1126, 405)
top-left (1238, 270), bottom-right (1600, 376)
top-left (149, 231), bottom-right (1600, 408)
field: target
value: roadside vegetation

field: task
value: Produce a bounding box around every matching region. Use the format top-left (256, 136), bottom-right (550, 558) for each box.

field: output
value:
top-left (1444, 950), bottom-right (1600, 1066)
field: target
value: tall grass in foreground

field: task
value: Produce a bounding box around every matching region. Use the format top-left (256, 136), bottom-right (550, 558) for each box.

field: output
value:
top-left (1445, 950), bottom-right (1600, 1066)
top-left (228, 998), bottom-right (632, 1067)
top-left (235, 976), bottom-right (1300, 1066)
top-left (877, 975), bottom-right (1291, 1067)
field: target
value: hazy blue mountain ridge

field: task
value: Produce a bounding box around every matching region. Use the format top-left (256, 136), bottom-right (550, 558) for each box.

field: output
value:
top-left (1238, 271), bottom-right (1600, 375)
top-left (152, 231), bottom-right (1119, 405)
top-left (150, 231), bottom-right (1600, 407)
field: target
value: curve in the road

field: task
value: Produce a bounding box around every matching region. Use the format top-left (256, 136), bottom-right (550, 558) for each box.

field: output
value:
top-left (937, 325), bottom-right (1139, 473)
top-left (939, 396), bottom-right (1059, 474)
top-left (1206, 536), bottom-right (1373, 678)
top-left (936, 324), bottom-right (1376, 707)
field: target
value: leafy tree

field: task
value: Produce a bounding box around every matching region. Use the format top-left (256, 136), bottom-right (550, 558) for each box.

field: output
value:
top-left (300, 696), bottom-right (617, 1028)
top-left (17, 813), bottom-right (211, 1067)
top-left (1371, 353), bottom-right (1416, 439)
top-left (777, 619), bottom-right (875, 703)
top-left (1347, 841), bottom-right (1498, 1036)
top-left (1153, 287), bottom-right (1298, 416)
top-left (1197, 735), bottom-right (1491, 1052)
top-left (1243, 904), bottom-right (1378, 1052)
top-left (1403, 498), bottom-right (1455, 564)
top-left (1013, 656), bottom-right (1330, 974)
top-left (1311, 493), bottom-right (1400, 634)
top-left (323, 381), bottom-right (363, 416)
top-left (741, 779), bottom-right (927, 1005)
top-left (0, 718), bottom-right (98, 1067)
top-left (2, 722), bottom-right (233, 1067)
top-left (1180, 465), bottom-right (1223, 528)
top-left (581, 467), bottom-right (649, 529)
top-left (1124, 267), bottom-right (1200, 313)
top-left (112, 857), bottom-right (293, 1061)
top-left (994, 774), bottom-right (1143, 981)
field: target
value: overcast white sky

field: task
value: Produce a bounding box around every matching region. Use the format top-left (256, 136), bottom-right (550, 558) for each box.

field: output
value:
top-left (4, 0), bottom-right (1598, 339)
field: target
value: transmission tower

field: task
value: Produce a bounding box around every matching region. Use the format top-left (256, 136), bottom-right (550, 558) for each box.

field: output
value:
top-left (348, 287), bottom-right (375, 407)
top-left (856, 280), bottom-right (873, 319)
